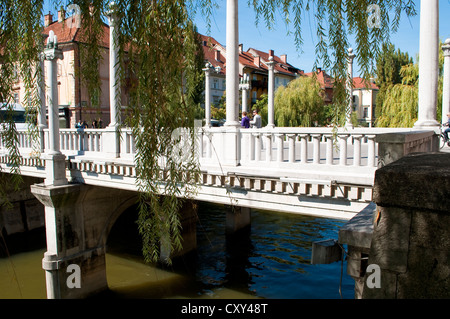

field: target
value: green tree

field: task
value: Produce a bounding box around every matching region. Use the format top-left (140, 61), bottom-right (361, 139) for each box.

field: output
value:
top-left (375, 43), bottom-right (414, 120)
top-left (274, 76), bottom-right (326, 127)
top-left (376, 40), bottom-right (445, 127)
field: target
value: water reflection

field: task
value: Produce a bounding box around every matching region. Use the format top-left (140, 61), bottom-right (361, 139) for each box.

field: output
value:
top-left (0, 201), bottom-right (354, 299)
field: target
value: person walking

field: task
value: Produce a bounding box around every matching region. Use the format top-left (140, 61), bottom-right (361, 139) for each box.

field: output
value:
top-left (250, 109), bottom-right (261, 128)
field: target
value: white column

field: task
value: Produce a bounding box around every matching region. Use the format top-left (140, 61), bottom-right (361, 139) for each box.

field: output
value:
top-left (203, 63), bottom-right (211, 127)
top-left (240, 73), bottom-right (250, 113)
top-left (346, 48), bottom-right (355, 129)
top-left (442, 39), bottom-right (450, 123)
top-left (38, 58), bottom-right (47, 153)
top-left (414, 0), bottom-right (440, 129)
top-left (43, 30), bottom-right (67, 186)
top-left (225, 0), bottom-right (240, 127)
top-left (104, 1), bottom-right (121, 158)
top-left (221, 0), bottom-right (241, 166)
top-left (267, 56), bottom-right (275, 128)
top-left (107, 2), bottom-right (120, 128)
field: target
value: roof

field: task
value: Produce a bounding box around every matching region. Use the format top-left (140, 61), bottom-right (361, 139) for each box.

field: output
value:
top-left (353, 77), bottom-right (379, 90)
top-left (200, 34), bottom-right (226, 75)
top-left (247, 48), bottom-right (301, 77)
top-left (304, 69), bottom-right (335, 89)
top-left (42, 14), bottom-right (110, 47)
top-left (199, 33), bottom-right (302, 78)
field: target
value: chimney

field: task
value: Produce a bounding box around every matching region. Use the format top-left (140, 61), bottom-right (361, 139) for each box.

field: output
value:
top-left (215, 50), bottom-right (221, 62)
top-left (239, 44), bottom-right (243, 54)
top-left (280, 54), bottom-right (287, 63)
top-left (58, 8), bottom-right (65, 22)
top-left (254, 56), bottom-right (260, 67)
top-left (269, 49), bottom-right (274, 57)
top-left (44, 12), bottom-right (53, 27)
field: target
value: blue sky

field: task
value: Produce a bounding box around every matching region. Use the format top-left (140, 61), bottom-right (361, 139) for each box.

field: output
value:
top-left (44, 1), bottom-right (450, 76)
top-left (193, 0), bottom-right (450, 75)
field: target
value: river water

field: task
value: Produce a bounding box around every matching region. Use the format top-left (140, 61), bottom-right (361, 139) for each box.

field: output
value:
top-left (0, 201), bottom-right (354, 299)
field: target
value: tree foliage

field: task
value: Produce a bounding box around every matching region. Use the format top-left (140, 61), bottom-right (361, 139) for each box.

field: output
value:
top-left (376, 40), bottom-right (444, 127)
top-left (274, 76), bottom-right (326, 127)
top-left (374, 42), bottom-right (413, 120)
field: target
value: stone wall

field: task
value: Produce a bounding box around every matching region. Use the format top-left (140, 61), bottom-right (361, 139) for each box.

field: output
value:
top-left (363, 152), bottom-right (450, 298)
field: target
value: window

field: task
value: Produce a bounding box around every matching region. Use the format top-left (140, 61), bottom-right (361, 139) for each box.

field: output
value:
top-left (213, 79), bottom-right (218, 89)
top-left (13, 93), bottom-right (19, 104)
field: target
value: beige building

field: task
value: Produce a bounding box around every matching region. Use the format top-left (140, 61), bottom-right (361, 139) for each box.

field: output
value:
top-left (352, 77), bottom-right (379, 127)
top-left (11, 10), bottom-right (126, 129)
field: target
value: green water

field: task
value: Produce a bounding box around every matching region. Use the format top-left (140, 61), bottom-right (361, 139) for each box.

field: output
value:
top-left (0, 202), bottom-right (354, 299)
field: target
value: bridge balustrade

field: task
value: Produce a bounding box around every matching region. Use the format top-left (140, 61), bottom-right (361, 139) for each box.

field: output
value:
top-left (1, 126), bottom-right (430, 172)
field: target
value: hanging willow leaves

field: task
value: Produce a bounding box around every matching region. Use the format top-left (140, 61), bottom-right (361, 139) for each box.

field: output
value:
top-left (0, 0), bottom-right (43, 205)
top-left (0, 0), bottom-right (416, 263)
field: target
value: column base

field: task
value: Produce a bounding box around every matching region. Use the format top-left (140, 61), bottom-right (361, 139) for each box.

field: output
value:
top-left (103, 125), bottom-right (120, 158)
top-left (42, 153), bottom-right (68, 186)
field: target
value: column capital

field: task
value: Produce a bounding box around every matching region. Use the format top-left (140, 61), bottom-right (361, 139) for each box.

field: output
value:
top-left (347, 47), bottom-right (355, 62)
top-left (266, 56), bottom-right (276, 69)
top-left (43, 31), bottom-right (63, 61)
top-left (443, 39), bottom-right (450, 57)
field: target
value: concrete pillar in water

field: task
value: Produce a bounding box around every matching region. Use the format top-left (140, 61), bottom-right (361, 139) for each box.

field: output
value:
top-left (31, 183), bottom-right (137, 299)
top-left (226, 206), bottom-right (251, 234)
top-left (414, 0), bottom-right (440, 130)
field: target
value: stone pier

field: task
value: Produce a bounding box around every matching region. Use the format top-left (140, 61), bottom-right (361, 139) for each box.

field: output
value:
top-left (30, 182), bottom-right (198, 299)
top-left (363, 153), bottom-right (450, 298)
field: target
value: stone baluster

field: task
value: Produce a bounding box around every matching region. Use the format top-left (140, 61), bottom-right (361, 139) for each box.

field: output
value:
top-left (287, 134), bottom-right (296, 163)
top-left (265, 133), bottom-right (273, 161)
top-left (367, 135), bottom-right (376, 167)
top-left (299, 134), bottom-right (308, 163)
top-left (254, 133), bottom-right (261, 161)
top-left (339, 134), bottom-right (349, 166)
top-left (325, 134), bottom-right (334, 165)
top-left (275, 133), bottom-right (284, 162)
top-left (312, 134), bottom-right (321, 164)
top-left (353, 135), bottom-right (363, 166)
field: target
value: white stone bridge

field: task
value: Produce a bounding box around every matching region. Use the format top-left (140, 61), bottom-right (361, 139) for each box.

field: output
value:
top-left (0, 126), bottom-right (437, 220)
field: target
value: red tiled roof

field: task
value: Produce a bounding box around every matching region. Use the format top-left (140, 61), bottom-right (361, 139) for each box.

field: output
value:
top-left (200, 34), bottom-right (226, 75)
top-left (247, 48), bottom-right (300, 76)
top-left (42, 14), bottom-right (110, 47)
top-left (353, 77), bottom-right (379, 90)
top-left (304, 69), bottom-right (335, 89)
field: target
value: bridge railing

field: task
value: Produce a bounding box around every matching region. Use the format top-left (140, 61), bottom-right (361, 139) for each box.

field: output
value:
top-left (198, 127), bottom-right (417, 169)
top-left (1, 126), bottom-right (436, 174)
